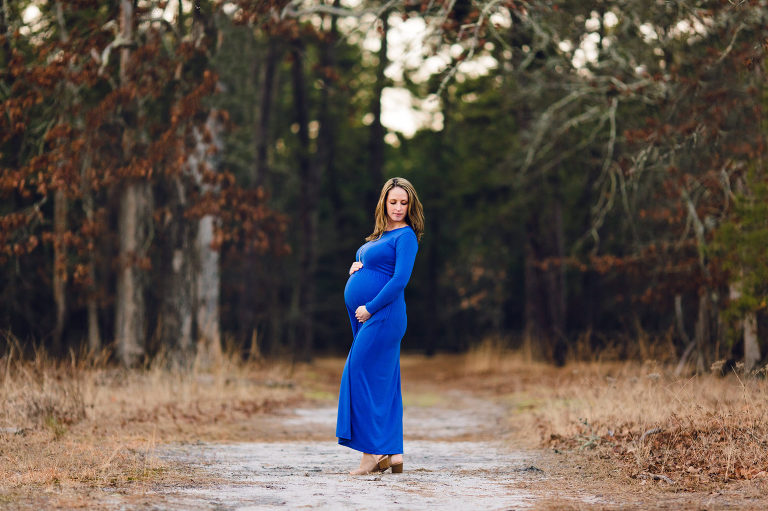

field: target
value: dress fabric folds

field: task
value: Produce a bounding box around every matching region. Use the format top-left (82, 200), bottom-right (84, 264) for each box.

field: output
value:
top-left (336, 226), bottom-right (418, 454)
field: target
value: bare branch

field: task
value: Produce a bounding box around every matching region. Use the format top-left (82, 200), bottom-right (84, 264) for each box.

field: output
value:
top-left (98, 36), bottom-right (137, 76)
top-left (640, 427), bottom-right (663, 443)
top-left (714, 22), bottom-right (746, 66)
top-left (281, 0), bottom-right (400, 20)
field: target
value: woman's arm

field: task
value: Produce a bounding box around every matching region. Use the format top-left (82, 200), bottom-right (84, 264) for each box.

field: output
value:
top-left (364, 231), bottom-right (418, 314)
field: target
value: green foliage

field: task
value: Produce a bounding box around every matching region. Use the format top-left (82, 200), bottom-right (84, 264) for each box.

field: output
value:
top-left (712, 169), bottom-right (768, 320)
top-left (3, 1), bottom-right (768, 362)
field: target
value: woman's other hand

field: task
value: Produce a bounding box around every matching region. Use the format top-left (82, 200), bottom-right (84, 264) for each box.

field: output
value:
top-left (355, 305), bottom-right (371, 323)
top-left (349, 261), bottom-right (363, 275)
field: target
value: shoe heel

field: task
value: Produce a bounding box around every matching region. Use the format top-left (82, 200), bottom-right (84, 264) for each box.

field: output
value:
top-left (377, 456), bottom-right (391, 472)
top-left (391, 462), bottom-right (403, 474)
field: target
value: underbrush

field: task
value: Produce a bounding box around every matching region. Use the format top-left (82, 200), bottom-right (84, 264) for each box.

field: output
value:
top-left (463, 339), bottom-right (768, 490)
top-left (5, 334), bottom-right (767, 498)
top-left (0, 342), bottom-right (304, 492)
top-left (541, 365), bottom-right (768, 489)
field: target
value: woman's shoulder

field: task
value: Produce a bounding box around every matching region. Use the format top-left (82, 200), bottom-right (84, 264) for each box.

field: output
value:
top-left (393, 226), bottom-right (418, 244)
top-left (388, 225), bottom-right (414, 235)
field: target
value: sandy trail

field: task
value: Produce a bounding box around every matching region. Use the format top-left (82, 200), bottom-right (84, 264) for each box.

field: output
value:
top-left (155, 391), bottom-right (600, 510)
top-left (160, 440), bottom-right (539, 510)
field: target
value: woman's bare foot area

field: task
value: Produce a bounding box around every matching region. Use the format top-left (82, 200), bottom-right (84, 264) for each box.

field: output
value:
top-left (349, 453), bottom-right (387, 475)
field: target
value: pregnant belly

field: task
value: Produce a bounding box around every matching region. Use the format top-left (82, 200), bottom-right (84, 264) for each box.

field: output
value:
top-left (344, 269), bottom-right (389, 309)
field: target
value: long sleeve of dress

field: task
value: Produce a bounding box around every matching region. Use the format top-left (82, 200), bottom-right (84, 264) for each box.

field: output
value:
top-left (364, 230), bottom-right (418, 314)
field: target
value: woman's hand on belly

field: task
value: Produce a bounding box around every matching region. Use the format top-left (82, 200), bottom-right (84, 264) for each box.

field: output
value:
top-left (349, 261), bottom-right (363, 275)
top-left (355, 305), bottom-right (371, 323)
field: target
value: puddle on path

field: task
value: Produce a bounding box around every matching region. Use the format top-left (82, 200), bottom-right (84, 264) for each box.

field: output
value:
top-left (160, 439), bottom-right (539, 510)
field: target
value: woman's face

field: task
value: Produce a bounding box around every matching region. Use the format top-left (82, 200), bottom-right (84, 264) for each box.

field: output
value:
top-left (386, 186), bottom-right (409, 225)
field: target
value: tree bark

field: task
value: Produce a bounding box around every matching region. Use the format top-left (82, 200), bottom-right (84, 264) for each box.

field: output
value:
top-left (523, 217), bottom-right (544, 360)
top-left (155, 176), bottom-right (197, 367)
top-left (744, 311), bottom-right (760, 373)
top-left (673, 294), bottom-right (696, 375)
top-left (367, 10), bottom-right (389, 206)
top-left (193, 113), bottom-right (223, 365)
top-left (51, 1), bottom-right (69, 355)
top-left (0, 1), bottom-right (21, 170)
top-left (693, 288), bottom-right (709, 374)
top-left (729, 280), bottom-right (761, 373)
top-left (196, 214), bottom-right (220, 361)
top-left (254, 38), bottom-right (279, 186)
top-left (290, 37), bottom-right (318, 362)
top-left (115, 182), bottom-right (151, 366)
top-left (0, 0), bottom-right (12, 79)
top-left (424, 215), bottom-right (440, 356)
top-left (52, 188), bottom-right (67, 354)
top-left (115, 0), bottom-right (150, 366)
top-left (545, 193), bottom-right (567, 365)
top-left (151, 3), bottom-right (213, 368)
top-left (318, 0), bottom-right (341, 227)
top-left (81, 136), bottom-right (101, 353)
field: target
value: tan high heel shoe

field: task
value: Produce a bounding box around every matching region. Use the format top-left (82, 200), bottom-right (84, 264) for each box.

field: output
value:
top-left (349, 453), bottom-right (388, 475)
top-left (385, 454), bottom-right (403, 473)
top-left (377, 455), bottom-right (391, 471)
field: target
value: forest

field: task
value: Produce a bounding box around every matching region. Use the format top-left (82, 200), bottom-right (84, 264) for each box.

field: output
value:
top-left (2, 0), bottom-right (768, 371)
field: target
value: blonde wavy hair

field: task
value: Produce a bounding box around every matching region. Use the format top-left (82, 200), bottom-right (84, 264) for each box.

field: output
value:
top-left (366, 177), bottom-right (424, 242)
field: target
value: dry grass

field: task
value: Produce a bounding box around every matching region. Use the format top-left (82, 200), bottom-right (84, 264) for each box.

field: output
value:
top-left (0, 342), bottom-right (309, 498)
top-left (462, 339), bottom-right (768, 491)
top-left (4, 335), bottom-right (768, 506)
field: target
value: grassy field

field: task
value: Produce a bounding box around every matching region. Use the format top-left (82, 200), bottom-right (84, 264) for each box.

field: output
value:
top-left (2, 340), bottom-right (768, 507)
top-left (462, 339), bottom-right (768, 492)
top-left (0, 345), bottom-right (306, 501)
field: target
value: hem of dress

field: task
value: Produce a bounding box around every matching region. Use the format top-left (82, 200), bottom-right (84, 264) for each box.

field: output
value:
top-left (337, 437), bottom-right (403, 455)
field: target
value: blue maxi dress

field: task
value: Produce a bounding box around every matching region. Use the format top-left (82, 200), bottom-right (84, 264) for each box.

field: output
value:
top-left (336, 225), bottom-right (419, 454)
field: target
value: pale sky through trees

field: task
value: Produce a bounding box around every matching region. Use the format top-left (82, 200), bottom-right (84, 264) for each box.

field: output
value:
top-left (19, 2), bottom-right (716, 139)
top-left (6, 0), bottom-right (768, 371)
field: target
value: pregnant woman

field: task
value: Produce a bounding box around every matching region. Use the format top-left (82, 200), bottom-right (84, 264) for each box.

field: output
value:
top-left (336, 177), bottom-right (424, 475)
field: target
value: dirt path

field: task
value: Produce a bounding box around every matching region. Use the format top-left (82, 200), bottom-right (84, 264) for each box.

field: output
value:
top-left (153, 390), bottom-right (604, 510)
top-left (26, 358), bottom-right (762, 511)
top-left (7, 356), bottom-right (768, 509)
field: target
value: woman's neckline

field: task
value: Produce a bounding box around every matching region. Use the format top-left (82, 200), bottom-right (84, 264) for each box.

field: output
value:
top-left (384, 225), bottom-right (410, 233)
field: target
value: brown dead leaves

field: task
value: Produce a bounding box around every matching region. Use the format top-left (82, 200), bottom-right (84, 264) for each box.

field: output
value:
top-left (548, 410), bottom-right (768, 489)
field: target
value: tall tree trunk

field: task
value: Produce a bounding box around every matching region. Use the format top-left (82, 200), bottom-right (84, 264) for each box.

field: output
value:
top-left (693, 288), bottom-right (709, 374)
top-left (196, 214), bottom-right (220, 361)
top-left (194, 113), bottom-right (223, 365)
top-left (155, 177), bottom-right (196, 367)
top-left (673, 294), bottom-right (696, 375)
top-left (0, 0), bottom-right (13, 84)
top-left (246, 39), bottom-right (282, 357)
top-left (1, 1), bottom-right (20, 170)
top-left (523, 217), bottom-right (544, 360)
top-left (525, 195), bottom-right (567, 365)
top-left (50, 2), bottom-right (69, 355)
top-left (52, 189), bottom-right (67, 354)
top-left (744, 311), bottom-right (760, 373)
top-left (545, 194), bottom-right (567, 365)
top-left (81, 135), bottom-right (101, 352)
top-left (367, 10), bottom-right (389, 206)
top-left (151, 2), bottom-right (214, 368)
top-left (115, 0), bottom-right (150, 366)
top-left (290, 38), bottom-right (318, 362)
top-left (424, 91), bottom-right (450, 356)
top-left (255, 38), bottom-right (279, 186)
top-left (424, 216), bottom-right (440, 356)
top-left (318, 1), bottom-right (341, 227)
top-left (729, 280), bottom-right (761, 373)
top-left (115, 183), bottom-right (151, 366)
